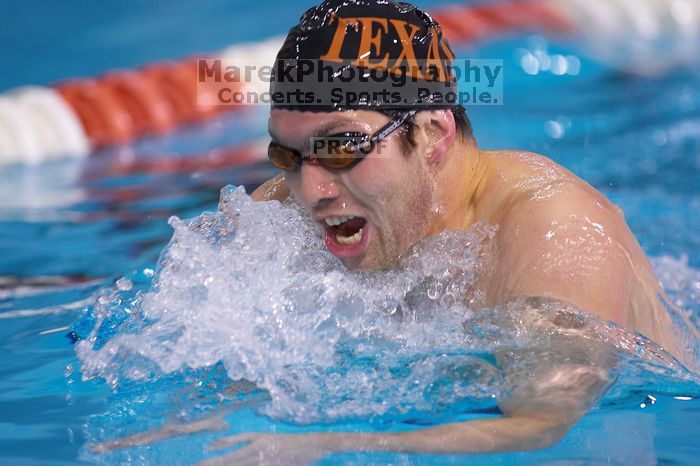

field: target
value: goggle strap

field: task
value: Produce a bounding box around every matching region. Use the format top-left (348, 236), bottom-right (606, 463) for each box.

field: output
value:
top-left (346, 109), bottom-right (416, 152)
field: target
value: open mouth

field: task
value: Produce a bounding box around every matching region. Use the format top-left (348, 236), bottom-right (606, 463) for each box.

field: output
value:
top-left (325, 215), bottom-right (366, 245)
top-left (323, 215), bottom-right (369, 258)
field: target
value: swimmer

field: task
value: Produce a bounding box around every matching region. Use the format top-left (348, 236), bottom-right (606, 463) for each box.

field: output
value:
top-left (90, 0), bottom-right (697, 463)
top-left (243, 0), bottom-right (698, 462)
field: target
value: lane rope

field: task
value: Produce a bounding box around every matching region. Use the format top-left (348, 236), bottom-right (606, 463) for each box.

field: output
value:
top-left (1, 0), bottom-right (697, 167)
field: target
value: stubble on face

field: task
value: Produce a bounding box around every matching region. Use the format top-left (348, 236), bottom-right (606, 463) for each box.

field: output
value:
top-left (349, 155), bottom-right (437, 271)
top-left (270, 109), bottom-right (439, 272)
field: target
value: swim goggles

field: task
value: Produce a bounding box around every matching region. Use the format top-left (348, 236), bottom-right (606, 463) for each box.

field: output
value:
top-left (267, 110), bottom-right (417, 171)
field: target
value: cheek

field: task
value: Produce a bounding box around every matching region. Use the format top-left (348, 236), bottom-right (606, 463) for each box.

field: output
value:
top-left (346, 173), bottom-right (387, 201)
top-left (347, 153), bottom-right (415, 201)
top-left (359, 163), bottom-right (434, 234)
top-left (282, 173), bottom-right (301, 197)
top-left (400, 171), bottom-right (434, 226)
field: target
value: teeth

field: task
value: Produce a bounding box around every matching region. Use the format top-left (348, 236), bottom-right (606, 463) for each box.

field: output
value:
top-left (324, 215), bottom-right (355, 226)
top-left (336, 228), bottom-right (363, 245)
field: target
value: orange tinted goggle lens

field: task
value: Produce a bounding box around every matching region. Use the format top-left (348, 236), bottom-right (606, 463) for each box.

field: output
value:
top-left (268, 143), bottom-right (299, 170)
top-left (267, 141), bottom-right (366, 170)
top-left (318, 143), bottom-right (361, 169)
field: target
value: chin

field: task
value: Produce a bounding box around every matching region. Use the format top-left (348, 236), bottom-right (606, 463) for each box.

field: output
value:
top-left (341, 258), bottom-right (370, 271)
top-left (342, 254), bottom-right (398, 272)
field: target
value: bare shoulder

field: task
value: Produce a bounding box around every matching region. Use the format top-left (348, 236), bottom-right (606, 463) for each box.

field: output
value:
top-left (480, 150), bottom-right (651, 327)
top-left (480, 150), bottom-right (624, 226)
top-left (250, 173), bottom-right (290, 202)
top-left (480, 151), bottom-right (695, 366)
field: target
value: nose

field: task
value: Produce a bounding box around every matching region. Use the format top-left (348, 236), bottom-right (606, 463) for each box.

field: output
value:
top-left (296, 162), bottom-right (340, 208)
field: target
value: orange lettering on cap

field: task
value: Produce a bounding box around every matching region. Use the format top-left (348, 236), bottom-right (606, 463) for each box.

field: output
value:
top-left (352, 17), bottom-right (389, 69)
top-left (320, 17), bottom-right (358, 62)
top-left (426, 28), bottom-right (450, 82)
top-left (388, 19), bottom-right (423, 79)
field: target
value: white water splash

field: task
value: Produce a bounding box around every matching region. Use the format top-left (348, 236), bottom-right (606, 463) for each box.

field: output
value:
top-left (76, 186), bottom-right (698, 423)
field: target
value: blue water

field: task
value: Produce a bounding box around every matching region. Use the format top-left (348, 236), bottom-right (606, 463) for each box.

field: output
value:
top-left (1, 0), bottom-right (699, 465)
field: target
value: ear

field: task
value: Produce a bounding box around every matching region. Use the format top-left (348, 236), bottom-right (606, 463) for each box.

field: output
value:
top-left (414, 109), bottom-right (457, 165)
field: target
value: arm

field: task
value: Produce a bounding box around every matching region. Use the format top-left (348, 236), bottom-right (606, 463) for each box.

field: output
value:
top-left (362, 358), bottom-right (611, 454)
top-left (89, 412), bottom-right (230, 453)
top-left (202, 417), bottom-right (572, 465)
top-left (203, 354), bottom-right (612, 465)
top-left (88, 380), bottom-right (262, 453)
top-left (89, 376), bottom-right (598, 460)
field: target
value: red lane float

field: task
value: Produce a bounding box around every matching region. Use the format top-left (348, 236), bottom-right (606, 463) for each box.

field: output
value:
top-left (55, 59), bottom-right (240, 151)
top-left (100, 71), bottom-right (177, 137)
top-left (57, 80), bottom-right (136, 147)
top-left (141, 61), bottom-right (210, 125)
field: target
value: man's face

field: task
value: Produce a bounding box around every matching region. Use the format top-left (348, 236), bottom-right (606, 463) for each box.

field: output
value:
top-left (268, 109), bottom-right (437, 270)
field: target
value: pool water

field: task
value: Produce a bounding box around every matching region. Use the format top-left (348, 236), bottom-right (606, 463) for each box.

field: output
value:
top-left (1, 1), bottom-right (699, 465)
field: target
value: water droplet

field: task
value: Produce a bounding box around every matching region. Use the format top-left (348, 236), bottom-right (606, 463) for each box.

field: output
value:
top-left (116, 277), bottom-right (133, 291)
top-left (544, 120), bottom-right (564, 139)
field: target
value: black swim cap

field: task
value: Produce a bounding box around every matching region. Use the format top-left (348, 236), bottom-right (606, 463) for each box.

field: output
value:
top-left (270, 0), bottom-right (459, 112)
